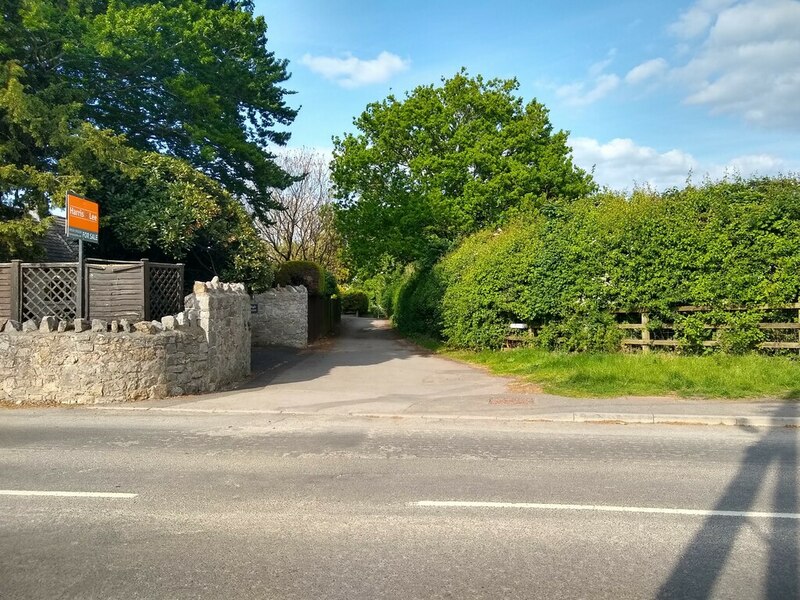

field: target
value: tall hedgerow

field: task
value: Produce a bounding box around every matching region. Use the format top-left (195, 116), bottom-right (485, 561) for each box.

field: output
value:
top-left (394, 176), bottom-right (800, 351)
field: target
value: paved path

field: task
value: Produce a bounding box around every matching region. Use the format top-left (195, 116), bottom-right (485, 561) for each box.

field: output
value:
top-left (127, 316), bottom-right (800, 427)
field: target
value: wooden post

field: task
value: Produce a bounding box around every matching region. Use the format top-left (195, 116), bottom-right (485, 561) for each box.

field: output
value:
top-left (141, 259), bottom-right (151, 321)
top-left (641, 312), bottom-right (651, 353)
top-left (177, 263), bottom-right (184, 303)
top-left (9, 259), bottom-right (22, 322)
top-left (76, 240), bottom-right (84, 319)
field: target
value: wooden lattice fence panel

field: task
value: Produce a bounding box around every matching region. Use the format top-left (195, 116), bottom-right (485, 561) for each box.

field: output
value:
top-left (21, 263), bottom-right (78, 322)
top-left (148, 263), bottom-right (183, 321)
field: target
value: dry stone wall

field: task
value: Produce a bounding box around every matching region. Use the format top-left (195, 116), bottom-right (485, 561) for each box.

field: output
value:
top-left (0, 277), bottom-right (250, 404)
top-left (251, 286), bottom-right (308, 348)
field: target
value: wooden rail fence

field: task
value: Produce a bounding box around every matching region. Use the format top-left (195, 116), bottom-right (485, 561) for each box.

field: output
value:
top-left (617, 304), bottom-right (800, 352)
top-left (0, 259), bottom-right (183, 324)
top-left (505, 303), bottom-right (800, 352)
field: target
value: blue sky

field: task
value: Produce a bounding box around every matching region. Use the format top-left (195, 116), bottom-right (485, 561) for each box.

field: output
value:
top-left (255, 0), bottom-right (800, 191)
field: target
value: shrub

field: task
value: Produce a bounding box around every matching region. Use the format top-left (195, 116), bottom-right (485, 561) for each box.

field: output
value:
top-left (716, 311), bottom-right (766, 354)
top-left (392, 267), bottom-right (446, 338)
top-left (535, 308), bottom-right (624, 353)
top-left (384, 176), bottom-right (800, 352)
top-left (324, 270), bottom-right (339, 297)
top-left (274, 261), bottom-right (326, 295)
top-left (341, 289), bottom-right (369, 314)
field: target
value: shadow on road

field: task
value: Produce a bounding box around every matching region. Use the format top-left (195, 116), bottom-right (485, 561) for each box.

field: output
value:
top-left (656, 403), bottom-right (799, 599)
top-left (238, 316), bottom-right (415, 390)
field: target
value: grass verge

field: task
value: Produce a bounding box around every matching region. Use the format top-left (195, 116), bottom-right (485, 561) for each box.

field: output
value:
top-left (442, 347), bottom-right (800, 399)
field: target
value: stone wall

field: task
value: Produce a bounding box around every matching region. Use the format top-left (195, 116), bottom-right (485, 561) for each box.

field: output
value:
top-left (187, 279), bottom-right (251, 387)
top-left (251, 286), bottom-right (308, 348)
top-left (0, 278), bottom-right (250, 404)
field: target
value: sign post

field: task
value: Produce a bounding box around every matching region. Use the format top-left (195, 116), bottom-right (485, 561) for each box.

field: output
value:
top-left (65, 193), bottom-right (100, 319)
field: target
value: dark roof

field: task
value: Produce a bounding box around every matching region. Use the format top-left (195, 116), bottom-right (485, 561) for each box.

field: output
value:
top-left (42, 216), bottom-right (79, 262)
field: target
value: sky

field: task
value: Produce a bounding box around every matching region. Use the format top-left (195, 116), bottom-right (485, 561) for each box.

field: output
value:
top-left (255, 0), bottom-right (800, 191)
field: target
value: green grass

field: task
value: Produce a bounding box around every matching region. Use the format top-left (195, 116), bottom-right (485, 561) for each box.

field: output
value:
top-left (443, 348), bottom-right (800, 400)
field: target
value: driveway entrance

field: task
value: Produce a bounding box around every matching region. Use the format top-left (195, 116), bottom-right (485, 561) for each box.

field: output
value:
top-left (159, 315), bottom-right (510, 416)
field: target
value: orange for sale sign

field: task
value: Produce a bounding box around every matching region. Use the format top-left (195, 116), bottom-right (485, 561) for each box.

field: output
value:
top-left (66, 194), bottom-right (99, 243)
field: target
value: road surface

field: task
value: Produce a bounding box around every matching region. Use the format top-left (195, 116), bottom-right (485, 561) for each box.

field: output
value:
top-left (1, 410), bottom-right (797, 599)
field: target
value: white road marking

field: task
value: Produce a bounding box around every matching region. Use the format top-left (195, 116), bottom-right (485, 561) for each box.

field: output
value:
top-left (413, 500), bottom-right (800, 520)
top-left (0, 490), bottom-right (137, 499)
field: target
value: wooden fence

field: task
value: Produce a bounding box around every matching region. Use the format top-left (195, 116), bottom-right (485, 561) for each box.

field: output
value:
top-left (617, 304), bottom-right (800, 352)
top-left (505, 303), bottom-right (800, 353)
top-left (0, 259), bottom-right (183, 323)
top-left (308, 295), bottom-right (341, 343)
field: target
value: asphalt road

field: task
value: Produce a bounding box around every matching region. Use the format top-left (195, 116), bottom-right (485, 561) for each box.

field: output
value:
top-left (1, 410), bottom-right (798, 599)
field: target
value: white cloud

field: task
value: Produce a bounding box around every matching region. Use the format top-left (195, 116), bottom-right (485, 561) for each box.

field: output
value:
top-left (625, 58), bottom-right (669, 85)
top-left (671, 0), bottom-right (800, 129)
top-left (588, 49), bottom-right (617, 77)
top-left (668, 0), bottom-right (737, 39)
top-left (301, 51), bottom-right (410, 88)
top-left (570, 137), bottom-right (794, 191)
top-left (571, 137), bottom-right (697, 190)
top-left (555, 49), bottom-right (620, 107)
top-left (708, 153), bottom-right (790, 179)
top-left (556, 74), bottom-right (620, 107)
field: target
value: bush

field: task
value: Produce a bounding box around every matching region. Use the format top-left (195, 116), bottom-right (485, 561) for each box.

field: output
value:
top-left (341, 289), bottom-right (369, 314)
top-left (274, 261), bottom-right (326, 295)
top-left (324, 270), bottom-right (339, 298)
top-left (390, 176), bottom-right (800, 353)
top-left (392, 267), bottom-right (446, 338)
top-left (716, 311), bottom-right (766, 354)
top-left (535, 309), bottom-right (624, 353)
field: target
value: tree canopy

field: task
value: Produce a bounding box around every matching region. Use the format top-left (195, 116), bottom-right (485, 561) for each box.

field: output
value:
top-left (0, 0), bottom-right (295, 286)
top-left (331, 70), bottom-right (595, 275)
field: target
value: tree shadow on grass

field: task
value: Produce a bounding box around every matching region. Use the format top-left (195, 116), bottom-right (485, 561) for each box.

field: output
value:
top-left (657, 403), bottom-right (799, 599)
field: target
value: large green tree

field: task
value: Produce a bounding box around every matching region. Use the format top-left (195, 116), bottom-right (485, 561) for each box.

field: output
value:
top-left (0, 0), bottom-right (294, 284)
top-left (2, 0), bottom-right (296, 216)
top-left (331, 70), bottom-right (595, 274)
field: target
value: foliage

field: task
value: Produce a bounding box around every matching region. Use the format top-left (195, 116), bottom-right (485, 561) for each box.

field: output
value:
top-left (340, 289), bottom-right (369, 314)
top-left (0, 212), bottom-right (50, 261)
top-left (274, 260), bottom-right (326, 296)
top-left (392, 267), bottom-right (446, 338)
top-left (535, 309), bottom-right (624, 353)
top-left (446, 347), bottom-right (800, 399)
top-left (716, 311), bottom-right (767, 355)
top-left (438, 223), bottom-right (544, 349)
top-left (348, 262), bottom-right (406, 317)
top-left (331, 70), bottom-right (595, 274)
top-left (56, 126), bottom-right (272, 289)
top-left (673, 313), bottom-right (713, 354)
top-left (0, 0), bottom-right (292, 284)
top-left (324, 269), bottom-right (339, 298)
top-left (393, 176), bottom-right (800, 352)
top-left (1, 0), bottom-right (296, 217)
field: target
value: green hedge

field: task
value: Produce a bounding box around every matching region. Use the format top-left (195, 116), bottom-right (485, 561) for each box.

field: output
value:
top-left (392, 267), bottom-right (446, 337)
top-left (392, 177), bottom-right (800, 351)
top-left (341, 289), bottom-right (369, 314)
top-left (274, 261), bottom-right (327, 296)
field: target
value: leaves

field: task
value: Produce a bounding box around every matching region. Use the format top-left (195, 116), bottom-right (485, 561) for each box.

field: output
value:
top-left (331, 70), bottom-right (595, 275)
top-left (0, 0), bottom-right (288, 288)
top-left (395, 176), bottom-right (800, 351)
